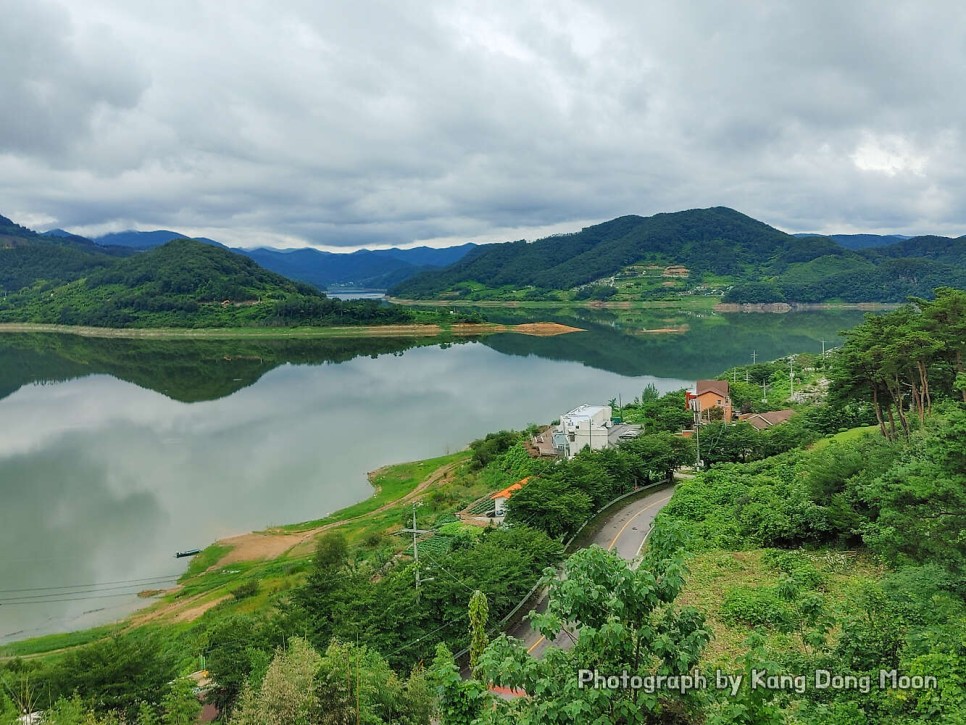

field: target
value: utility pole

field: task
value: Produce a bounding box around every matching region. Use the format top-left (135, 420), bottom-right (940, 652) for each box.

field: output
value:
top-left (789, 356), bottom-right (795, 398)
top-left (762, 381), bottom-right (768, 403)
top-left (400, 503), bottom-right (432, 600)
top-left (690, 396), bottom-right (701, 470)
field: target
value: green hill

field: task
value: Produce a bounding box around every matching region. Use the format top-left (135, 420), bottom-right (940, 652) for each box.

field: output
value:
top-left (0, 237), bottom-right (415, 328)
top-left (0, 214), bottom-right (130, 293)
top-left (390, 208), bottom-right (966, 302)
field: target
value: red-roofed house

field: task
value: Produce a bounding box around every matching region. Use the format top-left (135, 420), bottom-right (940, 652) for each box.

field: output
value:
top-left (692, 380), bottom-right (733, 423)
top-left (739, 409), bottom-right (795, 430)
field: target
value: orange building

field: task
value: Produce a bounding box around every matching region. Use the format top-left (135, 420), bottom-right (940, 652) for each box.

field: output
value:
top-left (491, 477), bottom-right (531, 516)
top-left (690, 380), bottom-right (733, 422)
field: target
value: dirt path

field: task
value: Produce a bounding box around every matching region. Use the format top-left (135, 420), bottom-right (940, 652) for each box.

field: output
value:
top-left (213, 461), bottom-right (460, 566)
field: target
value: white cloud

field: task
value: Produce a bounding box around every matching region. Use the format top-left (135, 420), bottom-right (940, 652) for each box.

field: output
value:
top-left (851, 133), bottom-right (927, 176)
top-left (1, 0), bottom-right (965, 245)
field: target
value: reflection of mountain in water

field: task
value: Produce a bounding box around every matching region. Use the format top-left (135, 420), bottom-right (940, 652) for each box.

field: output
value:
top-left (478, 307), bottom-right (868, 379)
top-left (0, 334), bottom-right (457, 403)
top-left (0, 308), bottom-right (868, 402)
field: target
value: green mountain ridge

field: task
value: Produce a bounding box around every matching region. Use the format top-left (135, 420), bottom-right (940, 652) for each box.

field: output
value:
top-left (0, 231), bottom-right (414, 328)
top-left (0, 214), bottom-right (132, 293)
top-left (390, 207), bottom-right (966, 302)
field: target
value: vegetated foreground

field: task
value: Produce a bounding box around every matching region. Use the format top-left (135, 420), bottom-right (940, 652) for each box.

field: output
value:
top-left (1, 288), bottom-right (963, 724)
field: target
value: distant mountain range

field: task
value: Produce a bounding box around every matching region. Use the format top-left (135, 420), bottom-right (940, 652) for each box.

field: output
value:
top-left (239, 243), bottom-right (477, 290)
top-left (0, 215), bottom-right (415, 328)
top-left (391, 207), bottom-right (965, 303)
top-left (5, 208), bottom-right (964, 310)
top-left (38, 227), bottom-right (478, 290)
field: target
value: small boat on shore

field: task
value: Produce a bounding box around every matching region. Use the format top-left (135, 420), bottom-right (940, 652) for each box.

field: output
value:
top-left (175, 548), bottom-right (202, 558)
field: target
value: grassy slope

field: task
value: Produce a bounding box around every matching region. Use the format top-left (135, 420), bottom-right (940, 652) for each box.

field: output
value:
top-left (678, 548), bottom-right (885, 667)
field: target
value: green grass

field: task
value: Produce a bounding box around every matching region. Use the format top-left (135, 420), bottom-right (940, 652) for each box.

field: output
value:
top-left (0, 624), bottom-right (118, 659)
top-left (179, 543), bottom-right (233, 580)
top-left (279, 450), bottom-right (472, 532)
top-left (811, 425), bottom-right (880, 450)
top-left (677, 548), bottom-right (885, 668)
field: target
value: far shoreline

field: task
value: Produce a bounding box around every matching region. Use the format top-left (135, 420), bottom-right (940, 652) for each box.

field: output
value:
top-left (389, 297), bottom-right (904, 311)
top-left (0, 321), bottom-right (583, 339)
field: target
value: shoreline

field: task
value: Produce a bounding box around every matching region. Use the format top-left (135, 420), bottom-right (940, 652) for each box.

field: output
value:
top-left (0, 451), bottom-right (471, 657)
top-left (0, 321), bottom-right (583, 339)
top-left (712, 302), bottom-right (901, 313)
top-left (390, 297), bottom-right (904, 311)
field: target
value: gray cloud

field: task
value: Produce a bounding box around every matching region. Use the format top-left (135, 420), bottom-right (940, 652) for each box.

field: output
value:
top-left (0, 0), bottom-right (964, 246)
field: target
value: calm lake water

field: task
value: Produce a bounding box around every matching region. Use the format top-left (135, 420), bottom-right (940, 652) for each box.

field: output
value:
top-left (0, 308), bottom-right (866, 643)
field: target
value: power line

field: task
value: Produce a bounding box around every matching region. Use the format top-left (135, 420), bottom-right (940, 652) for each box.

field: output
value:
top-left (0, 579), bottom-right (179, 603)
top-left (0, 592), bottom-right (154, 607)
top-left (0, 575), bottom-right (180, 595)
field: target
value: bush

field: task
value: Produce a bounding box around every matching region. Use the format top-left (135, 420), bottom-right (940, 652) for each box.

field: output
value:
top-left (231, 580), bottom-right (260, 600)
top-left (721, 587), bottom-right (794, 629)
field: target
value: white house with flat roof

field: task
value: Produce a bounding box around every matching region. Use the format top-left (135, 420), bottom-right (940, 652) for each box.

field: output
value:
top-left (558, 404), bottom-right (612, 459)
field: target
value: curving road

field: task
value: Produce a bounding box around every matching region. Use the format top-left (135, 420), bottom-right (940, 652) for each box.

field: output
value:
top-left (511, 485), bottom-right (676, 658)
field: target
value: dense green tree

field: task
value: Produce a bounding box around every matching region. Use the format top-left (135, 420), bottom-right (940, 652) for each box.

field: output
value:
top-left (830, 290), bottom-right (966, 438)
top-left (504, 477), bottom-right (592, 539)
top-left (619, 432), bottom-right (694, 482)
top-left (47, 635), bottom-right (172, 720)
top-left (449, 523), bottom-right (710, 723)
top-left (468, 590), bottom-right (489, 673)
top-left (160, 677), bottom-right (200, 725)
top-left (230, 637), bottom-right (321, 725)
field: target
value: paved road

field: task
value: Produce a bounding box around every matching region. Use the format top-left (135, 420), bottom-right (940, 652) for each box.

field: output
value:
top-left (510, 485), bottom-right (676, 658)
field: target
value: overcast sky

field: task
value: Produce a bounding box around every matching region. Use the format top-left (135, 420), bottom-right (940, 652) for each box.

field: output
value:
top-left (2, 1), bottom-right (964, 250)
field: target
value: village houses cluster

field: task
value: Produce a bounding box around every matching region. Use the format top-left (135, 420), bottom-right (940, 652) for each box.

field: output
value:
top-left (484, 380), bottom-right (795, 519)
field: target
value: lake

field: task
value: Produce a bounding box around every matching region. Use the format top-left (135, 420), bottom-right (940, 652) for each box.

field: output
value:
top-left (0, 308), bottom-right (866, 643)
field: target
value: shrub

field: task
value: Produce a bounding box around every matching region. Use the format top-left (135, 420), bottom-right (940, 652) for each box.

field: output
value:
top-left (231, 580), bottom-right (259, 600)
top-left (721, 587), bottom-right (794, 629)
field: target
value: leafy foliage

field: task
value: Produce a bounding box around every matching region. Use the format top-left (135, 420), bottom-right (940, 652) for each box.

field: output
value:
top-left (440, 522), bottom-right (710, 723)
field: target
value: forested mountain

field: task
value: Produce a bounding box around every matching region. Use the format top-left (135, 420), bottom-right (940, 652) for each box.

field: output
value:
top-left (0, 214), bottom-right (130, 293)
top-left (91, 229), bottom-right (226, 249)
top-left (795, 232), bottom-right (910, 249)
top-left (390, 207), bottom-right (965, 302)
top-left (0, 236), bottom-right (414, 328)
top-left (240, 243), bottom-right (477, 290)
top-left (82, 229), bottom-right (477, 289)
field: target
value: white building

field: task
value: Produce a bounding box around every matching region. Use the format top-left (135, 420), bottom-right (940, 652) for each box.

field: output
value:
top-left (558, 404), bottom-right (612, 459)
